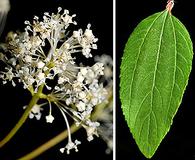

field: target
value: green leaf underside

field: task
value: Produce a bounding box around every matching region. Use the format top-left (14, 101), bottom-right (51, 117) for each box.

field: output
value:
top-left (120, 10), bottom-right (193, 158)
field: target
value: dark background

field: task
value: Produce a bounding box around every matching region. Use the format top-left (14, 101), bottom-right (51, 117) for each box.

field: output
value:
top-left (116, 0), bottom-right (195, 160)
top-left (0, 0), bottom-right (113, 159)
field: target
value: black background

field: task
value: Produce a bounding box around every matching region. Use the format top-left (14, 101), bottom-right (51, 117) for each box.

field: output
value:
top-left (0, 0), bottom-right (113, 159)
top-left (1, 0), bottom-right (195, 159)
top-left (116, 0), bottom-right (195, 160)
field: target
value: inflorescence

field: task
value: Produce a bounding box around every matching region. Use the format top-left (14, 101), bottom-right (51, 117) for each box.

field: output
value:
top-left (0, 7), bottom-right (112, 154)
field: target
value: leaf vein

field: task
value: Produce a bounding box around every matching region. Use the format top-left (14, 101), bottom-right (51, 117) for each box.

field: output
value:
top-left (165, 15), bottom-right (177, 125)
top-left (134, 92), bottom-right (151, 130)
top-left (150, 12), bottom-right (168, 116)
top-left (127, 12), bottom-right (165, 124)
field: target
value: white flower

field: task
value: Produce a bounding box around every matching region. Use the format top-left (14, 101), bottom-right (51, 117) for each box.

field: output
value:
top-left (92, 62), bottom-right (104, 75)
top-left (58, 77), bottom-right (65, 84)
top-left (78, 91), bottom-right (86, 99)
top-left (84, 28), bottom-right (93, 38)
top-left (37, 61), bottom-right (45, 68)
top-left (46, 114), bottom-right (55, 123)
top-left (76, 101), bottom-right (85, 112)
top-left (59, 148), bottom-right (65, 153)
top-left (80, 68), bottom-right (87, 75)
top-left (24, 104), bottom-right (44, 120)
top-left (73, 31), bottom-right (80, 38)
top-left (65, 97), bottom-right (72, 106)
top-left (24, 55), bottom-right (32, 63)
top-left (63, 43), bottom-right (70, 49)
top-left (37, 72), bottom-right (45, 81)
top-left (77, 72), bottom-right (84, 82)
top-left (83, 121), bottom-right (100, 141)
top-left (60, 140), bottom-right (81, 154)
top-left (95, 55), bottom-right (113, 81)
top-left (82, 48), bottom-right (92, 58)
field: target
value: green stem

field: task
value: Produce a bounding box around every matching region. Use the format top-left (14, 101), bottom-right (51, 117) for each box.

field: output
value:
top-left (0, 85), bottom-right (44, 148)
top-left (18, 124), bottom-right (79, 160)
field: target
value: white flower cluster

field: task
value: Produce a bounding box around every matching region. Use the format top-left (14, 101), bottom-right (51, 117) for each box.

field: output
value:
top-left (95, 55), bottom-right (113, 154)
top-left (0, 7), bottom-right (109, 154)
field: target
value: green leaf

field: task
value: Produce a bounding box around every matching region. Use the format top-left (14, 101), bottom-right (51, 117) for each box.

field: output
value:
top-left (120, 10), bottom-right (193, 158)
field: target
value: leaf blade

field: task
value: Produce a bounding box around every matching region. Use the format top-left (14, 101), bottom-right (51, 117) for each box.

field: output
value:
top-left (120, 11), bottom-right (193, 158)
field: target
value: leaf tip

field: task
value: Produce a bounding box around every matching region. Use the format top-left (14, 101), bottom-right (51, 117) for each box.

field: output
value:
top-left (139, 145), bottom-right (157, 159)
